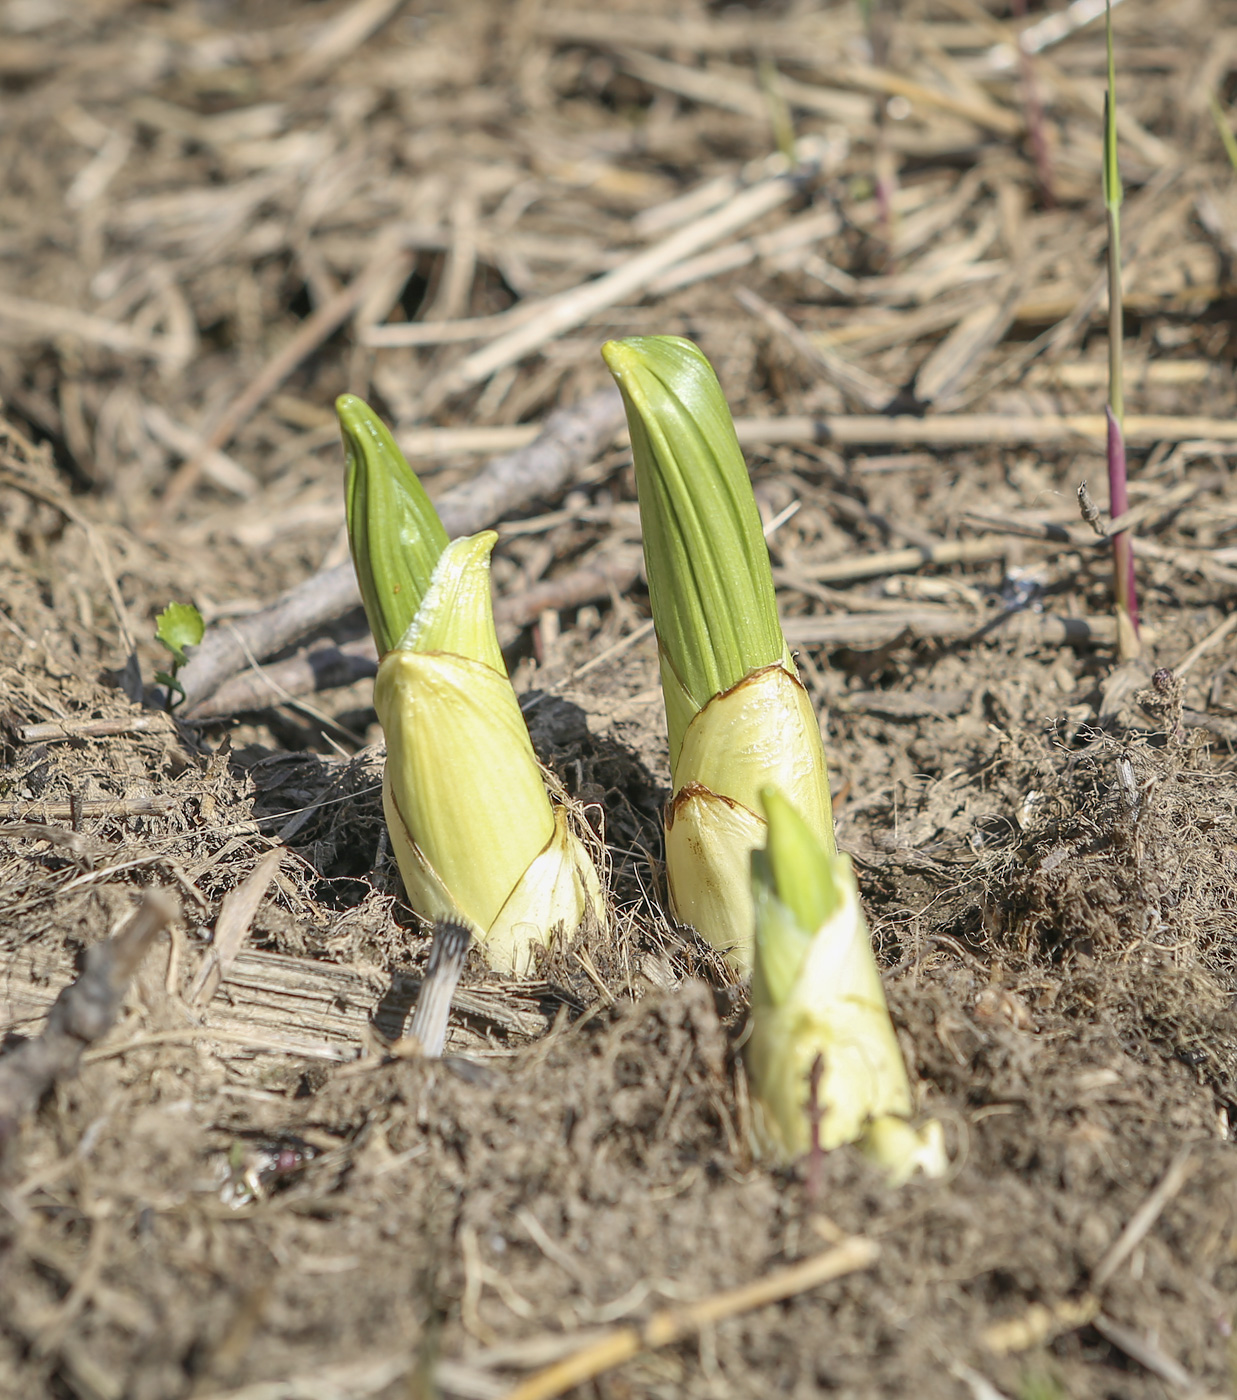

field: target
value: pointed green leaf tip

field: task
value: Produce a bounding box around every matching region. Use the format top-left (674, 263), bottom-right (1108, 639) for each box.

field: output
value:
top-left (754, 785), bottom-right (842, 939)
top-left (337, 393), bottom-right (450, 657)
top-left (1103, 1), bottom-right (1122, 214)
top-left (601, 336), bottom-right (784, 714)
top-left (155, 602), bottom-right (204, 666)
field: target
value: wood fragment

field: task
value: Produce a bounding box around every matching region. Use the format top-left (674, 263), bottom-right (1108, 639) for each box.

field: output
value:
top-left (5, 946), bottom-right (552, 1062)
top-left (1091, 1148), bottom-right (1197, 1291)
top-left (176, 390), bottom-right (625, 714)
top-left (0, 891), bottom-right (177, 1145)
top-left (496, 1238), bottom-right (878, 1400)
top-left (187, 848), bottom-right (284, 1008)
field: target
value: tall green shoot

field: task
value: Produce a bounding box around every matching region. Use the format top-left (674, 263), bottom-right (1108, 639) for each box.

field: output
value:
top-left (1104, 0), bottom-right (1139, 660)
top-left (1208, 91), bottom-right (1237, 173)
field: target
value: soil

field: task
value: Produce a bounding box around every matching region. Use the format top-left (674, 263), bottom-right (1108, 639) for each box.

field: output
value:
top-left (2, 3), bottom-right (1237, 1399)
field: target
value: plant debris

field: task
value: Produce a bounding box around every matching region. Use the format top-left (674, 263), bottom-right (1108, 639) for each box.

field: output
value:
top-left (3, 2), bottom-right (1237, 1397)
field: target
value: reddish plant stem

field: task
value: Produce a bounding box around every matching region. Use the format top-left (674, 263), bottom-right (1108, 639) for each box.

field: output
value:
top-left (804, 1052), bottom-right (826, 1205)
top-left (1106, 405), bottom-right (1139, 636)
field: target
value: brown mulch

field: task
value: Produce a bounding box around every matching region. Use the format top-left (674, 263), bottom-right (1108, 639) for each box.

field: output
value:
top-left (3, 3), bottom-right (1237, 1398)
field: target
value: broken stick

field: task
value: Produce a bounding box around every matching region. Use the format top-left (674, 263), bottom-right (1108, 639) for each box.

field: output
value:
top-left (0, 890), bottom-right (177, 1145)
top-left (186, 551), bottom-right (643, 719)
top-left (175, 387), bottom-right (625, 715)
top-left (497, 1236), bottom-right (878, 1400)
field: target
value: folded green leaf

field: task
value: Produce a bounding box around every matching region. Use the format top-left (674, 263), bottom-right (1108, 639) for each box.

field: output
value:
top-left (155, 601), bottom-right (204, 667)
top-left (337, 393), bottom-right (449, 657)
top-left (603, 336), bottom-right (835, 971)
top-left (601, 336), bottom-right (785, 767)
top-left (746, 787), bottom-right (945, 1183)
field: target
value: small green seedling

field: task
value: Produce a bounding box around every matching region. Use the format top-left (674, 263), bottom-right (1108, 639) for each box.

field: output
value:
top-left (1103, 0), bottom-right (1139, 660)
top-left (155, 601), bottom-right (204, 710)
top-left (1208, 91), bottom-right (1237, 173)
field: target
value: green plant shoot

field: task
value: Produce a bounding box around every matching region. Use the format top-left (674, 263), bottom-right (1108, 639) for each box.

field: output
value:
top-left (155, 601), bottom-right (204, 709)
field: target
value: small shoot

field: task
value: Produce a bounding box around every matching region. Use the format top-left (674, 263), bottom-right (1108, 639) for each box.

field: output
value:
top-left (338, 395), bottom-right (604, 976)
top-left (757, 54), bottom-right (795, 166)
top-left (1208, 91), bottom-right (1237, 174)
top-left (1103, 0), bottom-right (1139, 660)
top-left (745, 786), bottom-right (946, 1184)
top-left (601, 336), bottom-right (834, 974)
top-left (155, 601), bottom-right (205, 710)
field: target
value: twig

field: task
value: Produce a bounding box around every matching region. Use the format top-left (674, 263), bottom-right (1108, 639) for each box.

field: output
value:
top-left (0, 822), bottom-right (111, 866)
top-left (18, 715), bottom-right (174, 743)
top-left (0, 796), bottom-right (183, 821)
top-left (1170, 612), bottom-right (1237, 680)
top-left (383, 412), bottom-right (1237, 462)
top-left (186, 637), bottom-right (380, 720)
top-left (1091, 1147), bottom-right (1196, 1291)
top-left (1092, 1312), bottom-right (1213, 1397)
top-left (496, 1237), bottom-right (878, 1400)
top-left (418, 172), bottom-right (799, 413)
top-left (794, 537), bottom-right (1005, 584)
top-left (734, 286), bottom-right (894, 411)
top-left (0, 891), bottom-right (177, 1145)
top-left (981, 1296), bottom-right (1099, 1355)
top-left (176, 389), bottom-right (625, 715)
top-left (189, 553), bottom-right (643, 718)
top-left (782, 610), bottom-right (1118, 650)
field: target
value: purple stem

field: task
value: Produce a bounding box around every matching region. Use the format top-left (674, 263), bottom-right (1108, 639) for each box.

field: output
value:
top-left (1106, 405), bottom-right (1139, 633)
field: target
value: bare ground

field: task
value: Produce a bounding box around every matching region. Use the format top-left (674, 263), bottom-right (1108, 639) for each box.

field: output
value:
top-left (3, 2), bottom-right (1237, 1398)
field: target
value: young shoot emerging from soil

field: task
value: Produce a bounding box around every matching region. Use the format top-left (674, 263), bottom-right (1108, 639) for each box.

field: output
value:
top-left (746, 787), bottom-right (946, 1184)
top-left (601, 335), bottom-right (835, 975)
top-left (337, 394), bottom-right (604, 976)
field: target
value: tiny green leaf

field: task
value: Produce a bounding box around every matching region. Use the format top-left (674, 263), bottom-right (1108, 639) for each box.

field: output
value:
top-left (756, 786), bottom-right (843, 941)
top-left (154, 671), bottom-right (186, 704)
top-left (1102, 1), bottom-right (1122, 215)
top-left (601, 336), bottom-right (785, 762)
top-left (1208, 91), bottom-right (1237, 173)
top-left (155, 602), bottom-right (205, 667)
top-left (398, 531), bottom-right (507, 674)
top-left (337, 393), bottom-right (450, 657)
